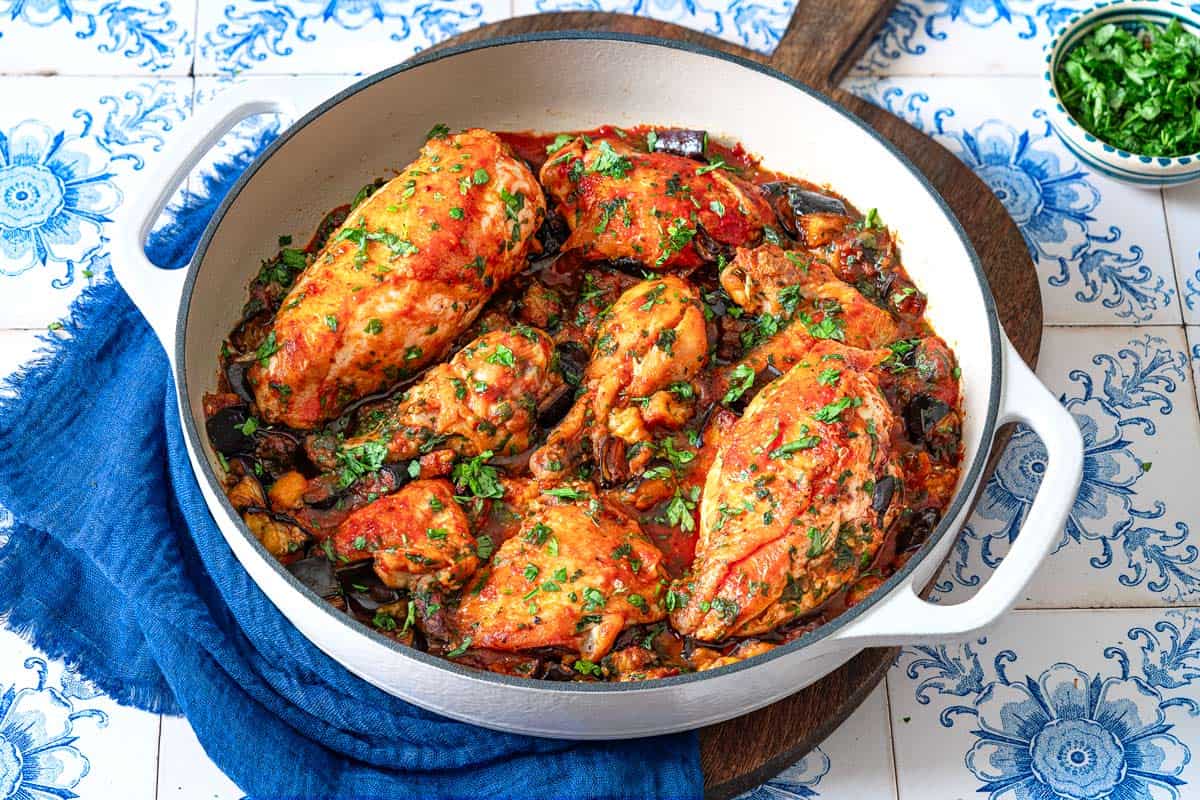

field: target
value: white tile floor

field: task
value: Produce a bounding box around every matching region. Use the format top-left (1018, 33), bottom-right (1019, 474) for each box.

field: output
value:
top-left (3, 2), bottom-right (1200, 799)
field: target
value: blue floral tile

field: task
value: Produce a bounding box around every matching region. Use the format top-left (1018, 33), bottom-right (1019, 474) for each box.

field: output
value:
top-left (888, 608), bottom-right (1200, 800)
top-left (195, 0), bottom-right (509, 76)
top-left (0, 77), bottom-right (191, 328)
top-left (0, 0), bottom-right (195, 75)
top-left (936, 326), bottom-right (1200, 607)
top-left (512, 0), bottom-right (797, 54)
top-left (855, 0), bottom-right (1090, 76)
top-left (1164, 183), bottom-right (1200, 326)
top-left (0, 629), bottom-right (160, 800)
top-left (846, 76), bottom-right (1180, 325)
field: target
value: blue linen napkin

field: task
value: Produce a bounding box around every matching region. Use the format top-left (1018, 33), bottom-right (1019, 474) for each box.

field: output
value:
top-left (0, 135), bottom-right (702, 800)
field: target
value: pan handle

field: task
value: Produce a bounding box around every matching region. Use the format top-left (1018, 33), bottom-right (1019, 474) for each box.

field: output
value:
top-left (831, 335), bottom-right (1082, 648)
top-left (110, 82), bottom-right (330, 367)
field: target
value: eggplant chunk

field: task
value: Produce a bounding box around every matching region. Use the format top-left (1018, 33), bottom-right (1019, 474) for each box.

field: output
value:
top-left (904, 394), bottom-right (951, 444)
top-left (650, 128), bottom-right (707, 160)
top-left (760, 182), bottom-right (847, 237)
top-left (206, 406), bottom-right (253, 455)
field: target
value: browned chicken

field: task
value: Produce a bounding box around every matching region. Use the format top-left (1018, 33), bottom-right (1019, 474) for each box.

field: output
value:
top-left (334, 326), bottom-right (564, 463)
top-left (530, 276), bottom-right (708, 484)
top-left (792, 212), bottom-right (925, 318)
top-left (721, 243), bottom-right (898, 350)
top-left (332, 479), bottom-right (478, 591)
top-left (248, 129), bottom-right (546, 429)
top-left (452, 486), bottom-right (668, 660)
top-left (539, 136), bottom-right (773, 271)
top-left (671, 340), bottom-right (905, 641)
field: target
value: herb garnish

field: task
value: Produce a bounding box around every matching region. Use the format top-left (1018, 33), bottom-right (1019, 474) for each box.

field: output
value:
top-left (1057, 18), bottom-right (1200, 157)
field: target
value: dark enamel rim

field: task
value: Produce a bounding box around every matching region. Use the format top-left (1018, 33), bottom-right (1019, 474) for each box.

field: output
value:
top-left (177, 30), bottom-right (1004, 697)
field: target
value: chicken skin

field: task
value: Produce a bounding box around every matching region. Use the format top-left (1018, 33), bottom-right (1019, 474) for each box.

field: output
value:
top-left (530, 276), bottom-right (708, 484)
top-left (539, 136), bottom-right (773, 271)
top-left (333, 326), bottom-right (565, 464)
top-left (721, 243), bottom-right (898, 350)
top-left (249, 129), bottom-right (546, 429)
top-left (453, 486), bottom-right (669, 660)
top-left (332, 479), bottom-right (478, 591)
top-left (671, 340), bottom-right (905, 641)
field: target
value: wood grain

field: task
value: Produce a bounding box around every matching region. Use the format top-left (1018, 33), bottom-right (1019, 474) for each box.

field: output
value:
top-left (434, 6), bottom-right (1042, 797)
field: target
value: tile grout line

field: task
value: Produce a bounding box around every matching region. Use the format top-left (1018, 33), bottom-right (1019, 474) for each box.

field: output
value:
top-left (1159, 186), bottom-right (1188, 327)
top-left (152, 712), bottom-right (164, 800)
top-left (189, 0), bottom-right (200, 79)
top-left (882, 672), bottom-right (904, 800)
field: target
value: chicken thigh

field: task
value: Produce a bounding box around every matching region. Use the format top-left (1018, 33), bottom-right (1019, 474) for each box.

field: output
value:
top-left (249, 129), bottom-right (546, 429)
top-left (452, 486), bottom-right (669, 660)
top-left (330, 326), bottom-right (564, 464)
top-left (332, 479), bottom-right (479, 591)
top-left (539, 136), bottom-right (772, 271)
top-left (671, 340), bottom-right (905, 641)
top-left (721, 243), bottom-right (898, 350)
top-left (530, 276), bottom-right (708, 483)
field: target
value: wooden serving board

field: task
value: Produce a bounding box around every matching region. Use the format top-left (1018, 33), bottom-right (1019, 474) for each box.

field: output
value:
top-left (436, 4), bottom-right (1042, 797)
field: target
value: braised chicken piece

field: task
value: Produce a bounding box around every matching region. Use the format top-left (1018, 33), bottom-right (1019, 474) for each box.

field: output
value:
top-left (538, 136), bottom-right (772, 271)
top-left (329, 326), bottom-right (564, 465)
top-left (332, 479), bottom-right (478, 591)
top-left (721, 243), bottom-right (898, 349)
top-left (671, 340), bottom-right (905, 641)
top-left (530, 276), bottom-right (708, 484)
top-left (452, 486), bottom-right (668, 660)
top-left (792, 212), bottom-right (925, 317)
top-left (248, 129), bottom-right (546, 429)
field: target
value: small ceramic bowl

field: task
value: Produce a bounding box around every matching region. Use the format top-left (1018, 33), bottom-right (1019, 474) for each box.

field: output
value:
top-left (1044, 0), bottom-right (1200, 187)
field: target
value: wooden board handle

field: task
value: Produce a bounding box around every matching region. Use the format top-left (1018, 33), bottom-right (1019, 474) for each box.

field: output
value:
top-left (766, 0), bottom-right (898, 89)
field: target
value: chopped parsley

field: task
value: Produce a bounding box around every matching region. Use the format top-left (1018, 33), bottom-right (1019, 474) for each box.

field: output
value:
top-left (817, 367), bottom-right (842, 386)
top-left (445, 638), bottom-right (472, 658)
top-left (587, 140), bottom-right (633, 179)
top-left (486, 344), bottom-right (515, 367)
top-left (452, 451), bottom-right (504, 499)
top-left (254, 331), bottom-right (279, 366)
top-left (769, 433), bottom-right (820, 459)
top-left (812, 396), bottom-right (859, 423)
top-left (1056, 18), bottom-right (1200, 157)
top-left (543, 486), bottom-right (589, 502)
top-left (336, 440), bottom-right (388, 488)
top-left (655, 217), bottom-right (696, 266)
top-left (546, 134), bottom-right (574, 154)
top-left (722, 363), bottom-right (756, 405)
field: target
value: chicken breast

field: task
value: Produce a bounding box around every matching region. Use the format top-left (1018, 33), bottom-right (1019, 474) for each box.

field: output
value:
top-left (671, 341), bottom-right (905, 641)
top-left (333, 326), bottom-right (565, 463)
top-left (249, 129), bottom-right (546, 429)
top-left (539, 136), bottom-right (772, 271)
top-left (453, 485), bottom-right (668, 660)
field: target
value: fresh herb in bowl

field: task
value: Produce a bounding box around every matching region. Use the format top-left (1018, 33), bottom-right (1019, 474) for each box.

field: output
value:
top-left (1055, 17), bottom-right (1200, 157)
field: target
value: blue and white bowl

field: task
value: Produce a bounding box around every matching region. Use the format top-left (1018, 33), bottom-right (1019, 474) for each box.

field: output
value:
top-left (1044, 0), bottom-right (1200, 187)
